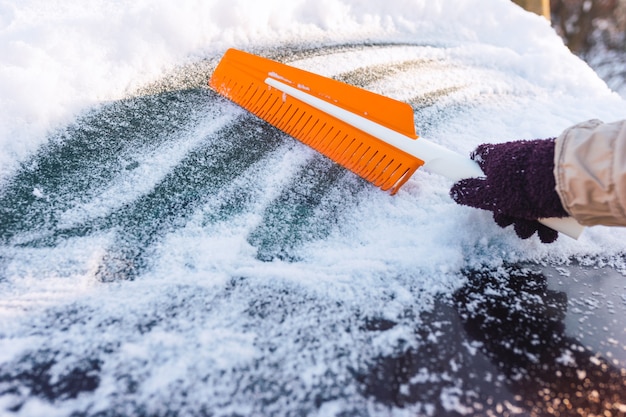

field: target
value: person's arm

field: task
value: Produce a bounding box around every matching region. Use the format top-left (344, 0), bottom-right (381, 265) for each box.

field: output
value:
top-left (449, 119), bottom-right (626, 242)
top-left (555, 119), bottom-right (626, 227)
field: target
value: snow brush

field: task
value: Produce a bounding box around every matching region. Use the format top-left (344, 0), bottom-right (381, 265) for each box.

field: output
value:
top-left (209, 48), bottom-right (584, 239)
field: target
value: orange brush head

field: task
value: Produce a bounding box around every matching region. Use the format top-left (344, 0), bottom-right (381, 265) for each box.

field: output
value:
top-left (209, 48), bottom-right (424, 194)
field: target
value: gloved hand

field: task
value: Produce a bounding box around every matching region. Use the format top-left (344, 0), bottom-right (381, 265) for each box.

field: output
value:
top-left (450, 138), bottom-right (569, 243)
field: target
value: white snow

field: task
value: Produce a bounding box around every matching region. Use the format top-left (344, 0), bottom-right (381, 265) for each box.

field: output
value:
top-left (0, 0), bottom-right (625, 415)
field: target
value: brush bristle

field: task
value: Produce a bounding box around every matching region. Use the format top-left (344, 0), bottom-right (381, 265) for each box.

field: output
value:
top-left (209, 49), bottom-right (424, 194)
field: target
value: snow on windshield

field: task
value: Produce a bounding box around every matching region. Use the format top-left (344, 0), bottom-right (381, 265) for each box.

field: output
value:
top-left (0, 1), bottom-right (624, 416)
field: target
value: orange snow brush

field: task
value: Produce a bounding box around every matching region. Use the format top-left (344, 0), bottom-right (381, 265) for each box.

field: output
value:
top-left (209, 48), bottom-right (584, 239)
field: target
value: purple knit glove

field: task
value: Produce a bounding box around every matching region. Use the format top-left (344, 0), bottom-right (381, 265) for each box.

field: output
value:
top-left (450, 139), bottom-right (569, 243)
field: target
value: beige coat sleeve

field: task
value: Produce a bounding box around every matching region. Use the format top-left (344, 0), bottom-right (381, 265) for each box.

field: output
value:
top-left (554, 119), bottom-right (626, 226)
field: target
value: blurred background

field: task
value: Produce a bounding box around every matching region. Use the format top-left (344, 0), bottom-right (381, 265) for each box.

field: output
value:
top-left (552, 0), bottom-right (626, 97)
top-left (515, 0), bottom-right (626, 97)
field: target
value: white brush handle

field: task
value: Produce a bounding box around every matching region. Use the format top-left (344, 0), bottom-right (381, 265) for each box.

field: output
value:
top-left (266, 77), bottom-right (584, 239)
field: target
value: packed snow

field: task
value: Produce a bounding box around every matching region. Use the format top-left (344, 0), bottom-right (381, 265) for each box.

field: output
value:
top-left (0, 0), bottom-right (624, 416)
